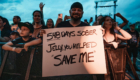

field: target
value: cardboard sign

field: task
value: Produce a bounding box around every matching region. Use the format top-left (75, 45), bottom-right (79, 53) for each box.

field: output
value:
top-left (42, 25), bottom-right (107, 77)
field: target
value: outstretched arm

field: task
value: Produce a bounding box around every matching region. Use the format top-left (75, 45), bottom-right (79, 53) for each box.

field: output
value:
top-left (2, 42), bottom-right (14, 51)
top-left (2, 42), bottom-right (23, 53)
top-left (24, 38), bottom-right (42, 51)
top-left (39, 2), bottom-right (45, 13)
top-left (39, 2), bottom-right (45, 25)
top-left (0, 37), bottom-right (10, 42)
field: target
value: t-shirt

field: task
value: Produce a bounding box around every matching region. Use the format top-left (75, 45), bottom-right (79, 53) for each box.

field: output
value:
top-left (11, 37), bottom-right (35, 45)
top-left (57, 21), bottom-right (89, 28)
top-left (1, 28), bottom-right (11, 37)
top-left (56, 21), bottom-right (94, 80)
top-left (127, 30), bottom-right (139, 47)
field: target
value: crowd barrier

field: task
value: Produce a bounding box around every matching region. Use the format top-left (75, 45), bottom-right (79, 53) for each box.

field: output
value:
top-left (0, 42), bottom-right (139, 80)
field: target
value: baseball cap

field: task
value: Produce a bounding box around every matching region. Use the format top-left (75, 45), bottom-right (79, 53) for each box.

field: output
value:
top-left (18, 22), bottom-right (34, 33)
top-left (10, 31), bottom-right (20, 36)
top-left (70, 2), bottom-right (83, 10)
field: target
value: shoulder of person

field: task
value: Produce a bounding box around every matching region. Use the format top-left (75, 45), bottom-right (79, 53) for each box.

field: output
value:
top-left (57, 21), bottom-right (69, 27)
top-left (11, 37), bottom-right (22, 45)
top-left (59, 21), bottom-right (69, 24)
top-left (13, 37), bottom-right (22, 41)
top-left (80, 21), bottom-right (89, 26)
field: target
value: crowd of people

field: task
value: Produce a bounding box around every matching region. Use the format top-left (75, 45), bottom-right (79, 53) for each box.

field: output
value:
top-left (0, 1), bottom-right (139, 80)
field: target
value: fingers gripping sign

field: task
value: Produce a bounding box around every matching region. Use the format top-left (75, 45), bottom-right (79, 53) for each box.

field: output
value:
top-left (40, 29), bottom-right (46, 37)
top-left (100, 27), bottom-right (105, 36)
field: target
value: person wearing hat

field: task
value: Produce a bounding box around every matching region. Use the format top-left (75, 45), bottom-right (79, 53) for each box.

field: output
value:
top-left (23, 2), bottom-right (90, 49)
top-left (2, 22), bottom-right (35, 53)
top-left (57, 2), bottom-right (88, 27)
top-left (127, 23), bottom-right (139, 71)
top-left (23, 2), bottom-right (99, 80)
top-left (9, 31), bottom-right (20, 41)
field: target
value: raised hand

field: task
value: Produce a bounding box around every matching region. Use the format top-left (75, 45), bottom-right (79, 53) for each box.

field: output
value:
top-left (100, 27), bottom-right (105, 36)
top-left (113, 22), bottom-right (120, 30)
top-left (64, 15), bottom-right (71, 21)
top-left (89, 17), bottom-right (93, 23)
top-left (40, 29), bottom-right (46, 37)
top-left (39, 2), bottom-right (45, 11)
top-left (115, 13), bottom-right (122, 17)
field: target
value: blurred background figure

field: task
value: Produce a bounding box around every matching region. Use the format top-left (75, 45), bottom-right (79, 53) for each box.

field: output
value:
top-left (127, 23), bottom-right (140, 71)
top-left (11, 16), bottom-right (21, 33)
top-left (9, 31), bottom-right (20, 41)
top-left (0, 16), bottom-right (11, 42)
top-left (32, 10), bottom-right (45, 38)
top-left (46, 18), bottom-right (54, 28)
top-left (93, 15), bottom-right (103, 25)
top-left (84, 19), bottom-right (89, 24)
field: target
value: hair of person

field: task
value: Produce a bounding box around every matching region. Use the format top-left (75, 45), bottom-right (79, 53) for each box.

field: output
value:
top-left (46, 18), bottom-right (54, 28)
top-left (0, 16), bottom-right (5, 22)
top-left (32, 10), bottom-right (45, 26)
top-left (130, 23), bottom-right (135, 27)
top-left (32, 10), bottom-right (43, 19)
top-left (10, 31), bottom-right (20, 37)
top-left (97, 15), bottom-right (103, 18)
top-left (3, 18), bottom-right (11, 31)
top-left (84, 19), bottom-right (87, 22)
top-left (99, 16), bottom-right (115, 35)
top-left (14, 16), bottom-right (21, 21)
top-left (0, 16), bottom-right (11, 31)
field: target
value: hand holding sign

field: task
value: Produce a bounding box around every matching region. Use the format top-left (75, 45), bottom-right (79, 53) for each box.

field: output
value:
top-left (40, 29), bottom-right (46, 37)
top-left (100, 27), bottom-right (105, 36)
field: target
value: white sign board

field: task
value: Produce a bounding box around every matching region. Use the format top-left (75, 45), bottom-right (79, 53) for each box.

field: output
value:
top-left (42, 25), bottom-right (107, 77)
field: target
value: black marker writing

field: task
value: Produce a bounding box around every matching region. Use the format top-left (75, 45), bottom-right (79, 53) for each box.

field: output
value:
top-left (46, 42), bottom-right (97, 53)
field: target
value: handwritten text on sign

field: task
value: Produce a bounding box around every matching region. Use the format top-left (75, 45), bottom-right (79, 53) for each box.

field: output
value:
top-left (42, 25), bottom-right (107, 77)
